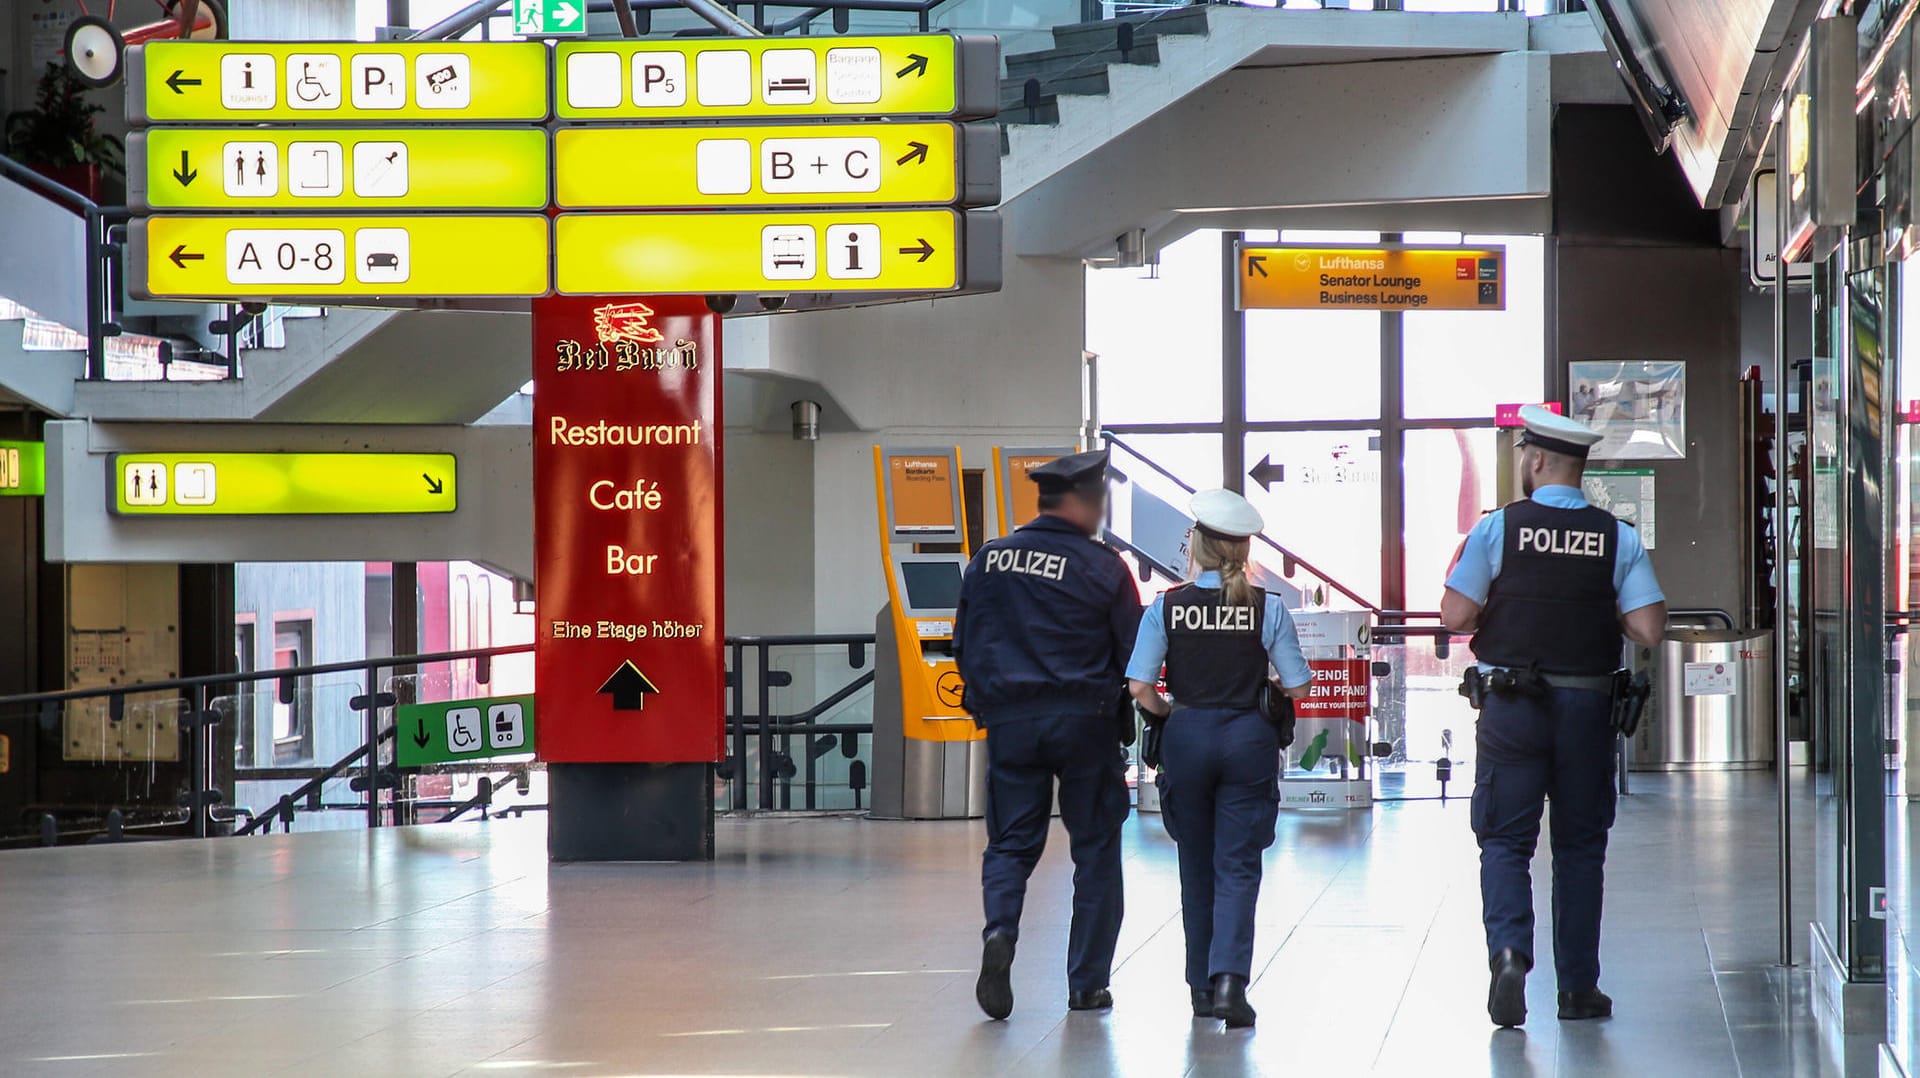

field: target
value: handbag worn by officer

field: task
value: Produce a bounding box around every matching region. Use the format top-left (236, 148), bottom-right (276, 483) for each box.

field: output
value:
top-left (1258, 677), bottom-right (1297, 750)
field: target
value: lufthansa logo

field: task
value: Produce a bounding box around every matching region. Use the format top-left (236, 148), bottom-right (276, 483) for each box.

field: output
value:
top-left (935, 670), bottom-right (966, 708)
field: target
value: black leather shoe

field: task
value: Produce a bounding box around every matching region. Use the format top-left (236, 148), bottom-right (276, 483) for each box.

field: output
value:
top-left (1210, 974), bottom-right (1256, 1028)
top-left (1558, 988), bottom-right (1613, 1020)
top-left (1067, 988), bottom-right (1113, 1011)
top-left (1488, 948), bottom-right (1529, 1028)
top-left (976, 931), bottom-right (1015, 1021)
top-left (1191, 989), bottom-right (1215, 1018)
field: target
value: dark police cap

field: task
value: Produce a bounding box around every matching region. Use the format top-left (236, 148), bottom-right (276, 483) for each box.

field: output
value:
top-left (1030, 449), bottom-right (1110, 495)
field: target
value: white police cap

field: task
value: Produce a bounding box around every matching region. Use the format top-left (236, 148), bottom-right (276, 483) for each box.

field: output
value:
top-left (1190, 488), bottom-right (1265, 539)
top-left (1517, 404), bottom-right (1602, 458)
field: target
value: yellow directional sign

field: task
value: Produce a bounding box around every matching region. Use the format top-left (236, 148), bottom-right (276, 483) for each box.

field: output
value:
top-left (555, 209), bottom-right (980, 294)
top-left (131, 215), bottom-right (551, 301)
top-left (553, 35), bottom-right (997, 120)
top-left (130, 128), bottom-right (550, 212)
top-left (554, 122), bottom-right (997, 209)
top-left (127, 41), bottom-right (550, 124)
top-left (1236, 244), bottom-right (1507, 312)
top-left (112, 453), bottom-right (456, 516)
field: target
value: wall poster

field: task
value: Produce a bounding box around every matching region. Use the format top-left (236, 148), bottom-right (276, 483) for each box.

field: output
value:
top-left (1567, 360), bottom-right (1687, 460)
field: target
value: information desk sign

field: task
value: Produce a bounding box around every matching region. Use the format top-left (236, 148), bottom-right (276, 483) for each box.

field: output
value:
top-left (110, 452), bottom-right (455, 516)
top-left (1237, 243), bottom-right (1506, 312)
top-left (556, 209), bottom-right (994, 295)
top-left (0, 440), bottom-right (45, 497)
top-left (131, 215), bottom-right (551, 301)
top-left (533, 295), bottom-right (724, 764)
top-left (127, 41), bottom-right (551, 124)
top-left (396, 694), bottom-right (537, 767)
top-left (554, 121), bottom-right (999, 210)
top-left (554, 34), bottom-right (998, 120)
top-left (130, 127), bottom-right (550, 212)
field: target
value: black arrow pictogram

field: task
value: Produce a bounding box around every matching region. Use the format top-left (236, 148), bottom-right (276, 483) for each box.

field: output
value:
top-left (172, 149), bottom-right (198, 187)
top-left (598, 661), bottom-right (660, 711)
top-left (896, 54), bottom-right (929, 79)
top-left (165, 70), bottom-right (203, 95)
top-left (1248, 454), bottom-right (1284, 492)
top-left (898, 238), bottom-right (935, 263)
top-left (896, 142), bottom-right (929, 166)
top-left (423, 474), bottom-right (445, 495)
top-left (412, 717), bottom-right (430, 749)
top-left (1247, 255), bottom-right (1268, 278)
top-left (168, 245), bottom-right (203, 269)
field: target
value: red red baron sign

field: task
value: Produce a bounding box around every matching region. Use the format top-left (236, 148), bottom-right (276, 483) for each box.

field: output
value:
top-left (532, 295), bottom-right (724, 763)
top-left (1295, 659), bottom-right (1371, 721)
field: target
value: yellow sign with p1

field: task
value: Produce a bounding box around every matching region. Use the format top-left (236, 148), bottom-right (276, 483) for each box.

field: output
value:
top-left (131, 128), bottom-right (550, 212)
top-left (112, 453), bottom-right (456, 516)
top-left (1237, 244), bottom-right (1506, 312)
top-left (128, 41), bottom-right (551, 124)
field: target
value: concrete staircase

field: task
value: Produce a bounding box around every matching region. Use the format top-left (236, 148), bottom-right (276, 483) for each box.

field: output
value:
top-left (999, 8), bottom-right (1212, 128)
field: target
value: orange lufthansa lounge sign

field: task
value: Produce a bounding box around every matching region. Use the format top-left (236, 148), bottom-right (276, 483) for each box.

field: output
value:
top-left (1236, 243), bottom-right (1506, 312)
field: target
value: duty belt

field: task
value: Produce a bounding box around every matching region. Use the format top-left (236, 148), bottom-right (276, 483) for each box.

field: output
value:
top-left (1536, 673), bottom-right (1614, 693)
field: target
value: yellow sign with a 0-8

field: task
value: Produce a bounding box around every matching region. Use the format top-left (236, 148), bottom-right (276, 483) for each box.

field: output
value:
top-left (112, 453), bottom-right (456, 516)
top-left (131, 215), bottom-right (551, 301)
top-left (554, 122), bottom-right (998, 209)
top-left (130, 128), bottom-right (550, 212)
top-left (128, 41), bottom-right (551, 124)
top-left (554, 35), bottom-right (997, 120)
top-left (555, 209), bottom-right (990, 295)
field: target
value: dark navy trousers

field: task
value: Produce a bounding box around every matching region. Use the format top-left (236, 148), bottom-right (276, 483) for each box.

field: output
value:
top-left (1471, 686), bottom-right (1617, 993)
top-left (1158, 706), bottom-right (1280, 991)
top-left (981, 712), bottom-right (1129, 993)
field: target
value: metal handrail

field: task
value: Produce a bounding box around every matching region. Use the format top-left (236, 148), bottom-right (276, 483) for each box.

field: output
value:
top-left (1103, 430), bottom-right (1384, 612)
top-left (0, 155), bottom-right (119, 379)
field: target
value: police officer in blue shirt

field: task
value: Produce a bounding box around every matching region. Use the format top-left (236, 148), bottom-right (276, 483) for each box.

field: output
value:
top-left (1126, 489), bottom-right (1311, 1029)
top-left (1442, 405), bottom-right (1667, 1028)
top-left (953, 448), bottom-right (1143, 1021)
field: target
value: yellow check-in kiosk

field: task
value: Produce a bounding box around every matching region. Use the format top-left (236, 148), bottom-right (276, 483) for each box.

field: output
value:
top-left (870, 446), bottom-right (986, 819)
top-left (993, 446), bottom-right (1076, 536)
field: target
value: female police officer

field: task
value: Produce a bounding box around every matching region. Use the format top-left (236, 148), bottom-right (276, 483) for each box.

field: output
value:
top-left (1125, 488), bottom-right (1310, 1029)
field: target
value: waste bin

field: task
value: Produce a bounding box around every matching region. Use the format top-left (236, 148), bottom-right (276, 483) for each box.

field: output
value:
top-left (1631, 629), bottom-right (1774, 770)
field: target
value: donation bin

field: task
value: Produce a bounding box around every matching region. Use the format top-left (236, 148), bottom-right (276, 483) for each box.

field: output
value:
top-left (1630, 629), bottom-right (1774, 770)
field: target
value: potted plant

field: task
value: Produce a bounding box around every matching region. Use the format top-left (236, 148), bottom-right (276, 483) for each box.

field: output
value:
top-left (4, 62), bottom-right (124, 202)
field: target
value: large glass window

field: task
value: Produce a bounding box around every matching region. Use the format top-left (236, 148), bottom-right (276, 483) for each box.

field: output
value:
top-left (1246, 308), bottom-right (1381, 421)
top-left (1087, 230), bottom-right (1223, 425)
top-left (1403, 428), bottom-right (1497, 610)
top-left (1404, 235), bottom-right (1546, 418)
top-left (1242, 430), bottom-right (1383, 604)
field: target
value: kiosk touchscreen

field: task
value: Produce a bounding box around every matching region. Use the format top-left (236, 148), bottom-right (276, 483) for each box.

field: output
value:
top-left (894, 555), bottom-right (966, 626)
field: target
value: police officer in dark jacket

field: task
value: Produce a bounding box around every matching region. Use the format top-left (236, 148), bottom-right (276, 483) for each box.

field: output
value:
top-left (953, 448), bottom-right (1143, 1021)
top-left (1126, 489), bottom-right (1310, 1029)
top-left (1442, 406), bottom-right (1667, 1028)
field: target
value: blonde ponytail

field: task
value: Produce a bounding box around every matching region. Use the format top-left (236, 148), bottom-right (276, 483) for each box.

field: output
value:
top-left (1191, 530), bottom-right (1257, 609)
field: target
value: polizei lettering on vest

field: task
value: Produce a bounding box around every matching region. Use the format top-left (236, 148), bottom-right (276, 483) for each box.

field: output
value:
top-left (983, 548), bottom-right (1068, 581)
top-left (1169, 604), bottom-right (1256, 632)
top-left (1516, 526), bottom-right (1609, 557)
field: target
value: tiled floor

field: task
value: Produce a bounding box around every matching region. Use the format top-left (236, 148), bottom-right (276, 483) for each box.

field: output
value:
top-left (0, 773), bottom-right (1865, 1076)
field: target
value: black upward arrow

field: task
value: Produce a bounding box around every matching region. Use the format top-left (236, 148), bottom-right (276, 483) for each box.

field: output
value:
top-left (167, 245), bottom-right (203, 269)
top-left (1248, 454), bottom-right (1284, 492)
top-left (895, 54), bottom-right (929, 79)
top-left (165, 70), bottom-right (202, 95)
top-left (898, 238), bottom-right (935, 262)
top-left (598, 661), bottom-right (660, 712)
top-left (412, 717), bottom-right (430, 749)
top-left (896, 141), bottom-right (930, 166)
top-left (1247, 255), bottom-right (1269, 278)
top-left (172, 149), bottom-right (198, 187)
top-left (423, 474), bottom-right (445, 495)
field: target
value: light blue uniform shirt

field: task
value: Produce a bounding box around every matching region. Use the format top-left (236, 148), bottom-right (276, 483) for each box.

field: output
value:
top-left (1125, 570), bottom-right (1314, 689)
top-left (1444, 484), bottom-right (1665, 614)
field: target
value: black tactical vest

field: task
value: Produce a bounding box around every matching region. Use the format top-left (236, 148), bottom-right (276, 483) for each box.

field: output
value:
top-left (1162, 583), bottom-right (1268, 709)
top-left (1471, 500), bottom-right (1623, 675)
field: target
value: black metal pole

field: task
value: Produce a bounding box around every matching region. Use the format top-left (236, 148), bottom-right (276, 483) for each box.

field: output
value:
top-left (1222, 232), bottom-right (1247, 494)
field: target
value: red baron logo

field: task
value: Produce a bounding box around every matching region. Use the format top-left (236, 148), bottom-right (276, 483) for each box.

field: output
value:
top-left (593, 301), bottom-right (664, 346)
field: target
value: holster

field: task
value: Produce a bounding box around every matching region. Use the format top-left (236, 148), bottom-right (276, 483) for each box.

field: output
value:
top-left (1113, 689), bottom-right (1137, 748)
top-left (1611, 669), bottom-right (1652, 737)
top-left (1259, 679), bottom-right (1297, 749)
top-left (1140, 705), bottom-right (1165, 770)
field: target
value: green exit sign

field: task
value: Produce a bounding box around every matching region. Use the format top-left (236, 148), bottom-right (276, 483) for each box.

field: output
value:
top-left (0, 441), bottom-right (44, 496)
top-left (515, 0), bottom-right (586, 34)
top-left (396, 694), bottom-right (536, 767)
